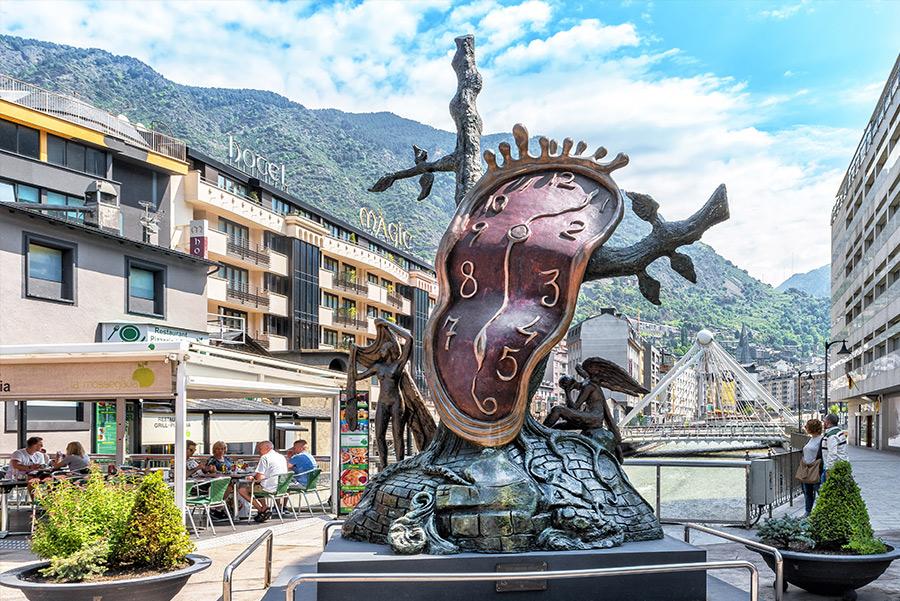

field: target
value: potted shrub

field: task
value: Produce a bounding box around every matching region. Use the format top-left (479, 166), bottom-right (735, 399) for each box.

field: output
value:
top-left (751, 461), bottom-right (900, 601)
top-left (0, 471), bottom-right (210, 601)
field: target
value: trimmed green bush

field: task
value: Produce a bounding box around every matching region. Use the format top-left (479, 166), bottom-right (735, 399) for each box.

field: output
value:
top-left (117, 471), bottom-right (194, 570)
top-left (30, 469), bottom-right (194, 582)
top-left (758, 516), bottom-right (815, 551)
top-left (808, 460), bottom-right (886, 554)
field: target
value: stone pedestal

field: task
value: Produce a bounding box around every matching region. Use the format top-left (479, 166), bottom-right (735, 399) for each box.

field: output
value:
top-left (315, 534), bottom-right (710, 601)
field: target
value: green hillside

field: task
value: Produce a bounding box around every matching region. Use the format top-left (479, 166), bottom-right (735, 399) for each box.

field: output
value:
top-left (0, 35), bottom-right (829, 357)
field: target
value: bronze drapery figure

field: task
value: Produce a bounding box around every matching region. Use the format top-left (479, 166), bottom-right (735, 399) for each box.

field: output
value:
top-left (346, 319), bottom-right (435, 469)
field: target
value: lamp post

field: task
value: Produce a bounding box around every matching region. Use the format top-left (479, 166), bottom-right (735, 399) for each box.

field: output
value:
top-left (823, 339), bottom-right (851, 418)
top-left (796, 370), bottom-right (813, 432)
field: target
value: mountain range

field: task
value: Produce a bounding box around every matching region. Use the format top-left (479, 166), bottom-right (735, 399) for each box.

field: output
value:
top-left (777, 265), bottom-right (830, 299)
top-left (0, 35), bottom-right (830, 357)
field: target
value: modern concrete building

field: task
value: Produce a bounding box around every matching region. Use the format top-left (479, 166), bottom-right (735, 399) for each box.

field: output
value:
top-left (531, 340), bottom-right (568, 421)
top-left (566, 308), bottom-right (645, 416)
top-left (829, 54), bottom-right (900, 451)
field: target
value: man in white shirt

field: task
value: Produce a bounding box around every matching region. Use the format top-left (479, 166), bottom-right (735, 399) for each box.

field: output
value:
top-left (9, 437), bottom-right (47, 480)
top-left (237, 441), bottom-right (287, 522)
top-left (822, 413), bottom-right (849, 476)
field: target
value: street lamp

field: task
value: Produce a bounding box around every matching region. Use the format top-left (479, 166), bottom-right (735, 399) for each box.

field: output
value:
top-left (796, 370), bottom-right (814, 432)
top-left (824, 339), bottom-right (851, 417)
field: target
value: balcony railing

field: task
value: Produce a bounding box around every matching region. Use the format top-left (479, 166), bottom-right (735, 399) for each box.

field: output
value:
top-left (253, 331), bottom-right (270, 350)
top-left (333, 275), bottom-right (368, 296)
top-left (226, 238), bottom-right (270, 268)
top-left (226, 282), bottom-right (269, 309)
top-left (334, 309), bottom-right (368, 331)
top-left (386, 291), bottom-right (404, 309)
top-left (0, 73), bottom-right (186, 162)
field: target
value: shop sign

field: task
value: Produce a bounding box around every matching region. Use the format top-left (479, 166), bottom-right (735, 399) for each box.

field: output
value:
top-left (227, 136), bottom-right (287, 188)
top-left (339, 391), bottom-right (370, 514)
top-left (358, 207), bottom-right (413, 250)
top-left (101, 323), bottom-right (209, 344)
top-left (189, 219), bottom-right (208, 259)
top-left (0, 361), bottom-right (173, 400)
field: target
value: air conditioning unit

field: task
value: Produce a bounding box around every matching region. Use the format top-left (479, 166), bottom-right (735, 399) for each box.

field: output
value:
top-left (749, 458), bottom-right (775, 505)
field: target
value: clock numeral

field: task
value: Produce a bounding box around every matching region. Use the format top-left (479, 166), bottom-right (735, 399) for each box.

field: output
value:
top-left (469, 221), bottom-right (488, 247)
top-left (511, 174), bottom-right (541, 193)
top-left (496, 345), bottom-right (521, 381)
top-left (550, 171), bottom-right (576, 190)
top-left (459, 260), bottom-right (478, 298)
top-left (516, 316), bottom-right (540, 345)
top-left (489, 194), bottom-right (509, 214)
top-left (560, 220), bottom-right (586, 241)
top-left (443, 316), bottom-right (459, 350)
top-left (599, 195), bottom-right (611, 212)
top-left (540, 269), bottom-right (560, 307)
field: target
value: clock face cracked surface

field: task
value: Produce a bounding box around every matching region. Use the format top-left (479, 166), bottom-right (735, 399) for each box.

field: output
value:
top-left (426, 167), bottom-right (624, 446)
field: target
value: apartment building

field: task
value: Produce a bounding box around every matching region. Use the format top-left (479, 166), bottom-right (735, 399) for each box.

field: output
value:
top-left (829, 54), bottom-right (900, 451)
top-left (566, 308), bottom-right (646, 416)
top-left (172, 148), bottom-right (438, 391)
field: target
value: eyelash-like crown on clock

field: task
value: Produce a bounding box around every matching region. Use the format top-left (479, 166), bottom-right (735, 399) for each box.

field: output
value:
top-left (477, 123), bottom-right (630, 196)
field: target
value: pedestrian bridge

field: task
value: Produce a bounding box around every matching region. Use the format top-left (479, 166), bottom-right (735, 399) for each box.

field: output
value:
top-left (622, 424), bottom-right (789, 445)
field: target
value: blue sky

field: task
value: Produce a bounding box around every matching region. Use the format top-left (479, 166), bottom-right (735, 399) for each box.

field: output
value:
top-left (1, 0), bottom-right (898, 284)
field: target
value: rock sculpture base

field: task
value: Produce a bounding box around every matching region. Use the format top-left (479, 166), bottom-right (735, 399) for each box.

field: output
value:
top-left (342, 416), bottom-right (662, 554)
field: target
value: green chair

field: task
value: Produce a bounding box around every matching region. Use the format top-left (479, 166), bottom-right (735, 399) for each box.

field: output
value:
top-left (288, 468), bottom-right (327, 515)
top-left (185, 477), bottom-right (235, 536)
top-left (252, 473), bottom-right (296, 522)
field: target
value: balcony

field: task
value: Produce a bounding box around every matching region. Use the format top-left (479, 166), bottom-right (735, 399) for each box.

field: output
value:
top-left (186, 173), bottom-right (285, 233)
top-left (226, 281), bottom-right (269, 309)
top-left (268, 292), bottom-right (289, 317)
top-left (387, 291), bottom-right (404, 309)
top-left (333, 275), bottom-right (368, 296)
top-left (334, 308), bottom-right (368, 331)
top-left (226, 238), bottom-right (270, 268)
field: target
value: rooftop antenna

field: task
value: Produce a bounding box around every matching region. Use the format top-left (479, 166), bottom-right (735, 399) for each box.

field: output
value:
top-left (138, 201), bottom-right (164, 243)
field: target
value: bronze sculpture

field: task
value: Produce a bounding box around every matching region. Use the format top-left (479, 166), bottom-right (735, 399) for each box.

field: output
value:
top-left (544, 358), bottom-right (649, 463)
top-left (341, 34), bottom-right (730, 555)
top-left (347, 318), bottom-right (436, 469)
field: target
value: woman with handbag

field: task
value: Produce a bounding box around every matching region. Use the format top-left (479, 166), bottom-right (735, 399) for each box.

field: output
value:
top-left (796, 418), bottom-right (824, 516)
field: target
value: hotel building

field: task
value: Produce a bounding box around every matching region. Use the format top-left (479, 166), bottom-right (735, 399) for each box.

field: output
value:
top-left (830, 54), bottom-right (900, 452)
top-left (171, 149), bottom-right (438, 393)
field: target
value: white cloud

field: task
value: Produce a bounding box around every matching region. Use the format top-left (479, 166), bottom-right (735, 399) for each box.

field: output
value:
top-left (0, 0), bottom-right (857, 284)
top-left (759, 1), bottom-right (812, 20)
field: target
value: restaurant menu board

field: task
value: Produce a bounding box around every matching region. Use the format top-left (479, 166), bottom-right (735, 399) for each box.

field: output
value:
top-left (339, 392), bottom-right (370, 514)
top-left (94, 402), bottom-right (118, 454)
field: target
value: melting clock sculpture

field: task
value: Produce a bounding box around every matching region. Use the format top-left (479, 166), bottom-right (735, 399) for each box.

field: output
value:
top-left (342, 35), bottom-right (729, 556)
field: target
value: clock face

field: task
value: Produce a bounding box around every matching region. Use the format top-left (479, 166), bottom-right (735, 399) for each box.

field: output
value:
top-left (427, 168), bottom-right (623, 446)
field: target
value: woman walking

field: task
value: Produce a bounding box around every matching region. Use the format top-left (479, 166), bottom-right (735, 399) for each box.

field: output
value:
top-left (798, 419), bottom-right (824, 516)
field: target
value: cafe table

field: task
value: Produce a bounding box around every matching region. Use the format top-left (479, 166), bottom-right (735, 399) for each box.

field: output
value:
top-left (0, 479), bottom-right (30, 538)
top-left (192, 471), bottom-right (254, 521)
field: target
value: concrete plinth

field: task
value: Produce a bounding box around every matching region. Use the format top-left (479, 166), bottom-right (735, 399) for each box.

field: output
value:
top-left (316, 534), bottom-right (708, 601)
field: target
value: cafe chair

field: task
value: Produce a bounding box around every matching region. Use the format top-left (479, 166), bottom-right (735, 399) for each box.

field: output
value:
top-left (252, 472), bottom-right (297, 523)
top-left (186, 477), bottom-right (234, 536)
top-left (289, 468), bottom-right (327, 515)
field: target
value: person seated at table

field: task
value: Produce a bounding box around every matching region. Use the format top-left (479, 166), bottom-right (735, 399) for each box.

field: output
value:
top-left (185, 440), bottom-right (204, 477)
top-left (288, 439), bottom-right (317, 487)
top-left (204, 440), bottom-right (233, 474)
top-left (50, 441), bottom-right (91, 472)
top-left (237, 441), bottom-right (287, 523)
top-left (9, 437), bottom-right (48, 480)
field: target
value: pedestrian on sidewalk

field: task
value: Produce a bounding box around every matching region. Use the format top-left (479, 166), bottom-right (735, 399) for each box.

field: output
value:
top-left (797, 418), bottom-right (823, 516)
top-left (822, 413), bottom-right (848, 480)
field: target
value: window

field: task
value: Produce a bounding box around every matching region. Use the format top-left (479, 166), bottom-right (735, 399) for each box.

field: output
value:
top-left (4, 401), bottom-right (89, 433)
top-left (0, 119), bottom-right (40, 159)
top-left (264, 231), bottom-right (288, 254)
top-left (366, 306), bottom-right (378, 319)
top-left (381, 278), bottom-right (391, 289)
top-left (323, 328), bottom-right (338, 346)
top-left (322, 256), bottom-right (338, 272)
top-left (17, 184), bottom-right (38, 204)
top-left (381, 310), bottom-right (393, 321)
top-left (264, 273), bottom-right (289, 296)
top-left (46, 134), bottom-right (107, 176)
top-left (126, 258), bottom-right (165, 317)
top-left (219, 218), bottom-right (249, 245)
top-left (0, 180), bottom-right (15, 203)
top-left (367, 273), bottom-right (378, 284)
top-left (24, 234), bottom-right (76, 303)
top-left (341, 334), bottom-right (355, 348)
top-left (265, 315), bottom-right (290, 337)
top-left (218, 264), bottom-right (249, 290)
top-left (216, 174), bottom-right (249, 198)
top-left (272, 198), bottom-right (292, 215)
top-left (322, 292), bottom-right (339, 310)
top-left (46, 191), bottom-right (86, 222)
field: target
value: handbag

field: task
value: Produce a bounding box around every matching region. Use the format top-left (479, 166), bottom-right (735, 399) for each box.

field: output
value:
top-left (795, 438), bottom-right (824, 484)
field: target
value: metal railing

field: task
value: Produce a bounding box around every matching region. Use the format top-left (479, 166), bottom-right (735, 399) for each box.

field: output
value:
top-left (334, 275), bottom-right (368, 296)
top-left (226, 238), bottom-right (271, 268)
top-left (386, 291), bottom-right (404, 308)
top-left (683, 522), bottom-right (783, 601)
top-left (334, 309), bottom-right (368, 330)
top-left (226, 281), bottom-right (270, 309)
top-left (0, 73), bottom-right (186, 162)
top-left (284, 561), bottom-right (759, 601)
top-left (322, 519), bottom-right (345, 549)
top-left (623, 424), bottom-right (787, 442)
top-left (223, 528), bottom-right (273, 601)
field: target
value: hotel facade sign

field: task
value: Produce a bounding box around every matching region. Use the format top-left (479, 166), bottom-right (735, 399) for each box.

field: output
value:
top-left (227, 136), bottom-right (287, 188)
top-left (358, 207), bottom-right (414, 250)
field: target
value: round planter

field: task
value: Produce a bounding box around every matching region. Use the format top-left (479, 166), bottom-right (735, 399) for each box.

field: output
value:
top-left (747, 543), bottom-right (900, 600)
top-left (0, 553), bottom-right (211, 601)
